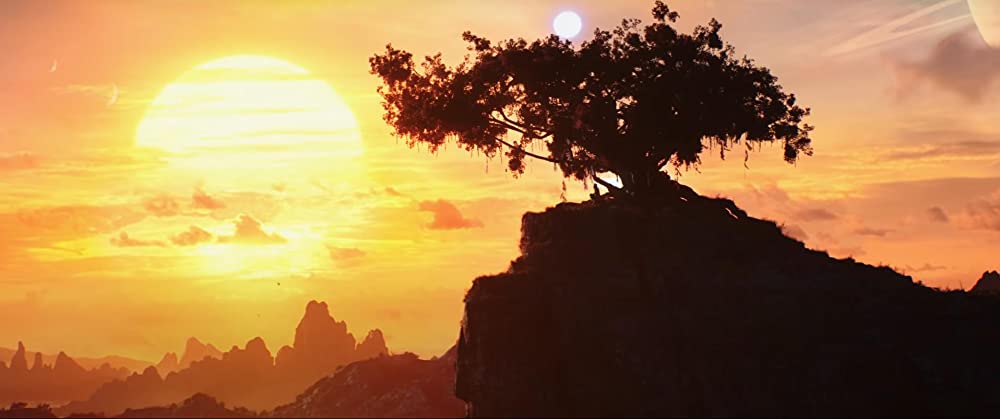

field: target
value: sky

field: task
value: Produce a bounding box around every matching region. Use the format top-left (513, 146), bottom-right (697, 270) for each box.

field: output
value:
top-left (2, 0), bottom-right (1000, 362)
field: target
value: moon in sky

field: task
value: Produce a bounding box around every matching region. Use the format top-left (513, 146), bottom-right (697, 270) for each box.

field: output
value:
top-left (553, 11), bottom-right (583, 39)
top-left (969, 0), bottom-right (1000, 47)
top-left (136, 55), bottom-right (362, 168)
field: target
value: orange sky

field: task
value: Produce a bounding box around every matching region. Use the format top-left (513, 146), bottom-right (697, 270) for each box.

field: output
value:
top-left (3, 0), bottom-right (1000, 362)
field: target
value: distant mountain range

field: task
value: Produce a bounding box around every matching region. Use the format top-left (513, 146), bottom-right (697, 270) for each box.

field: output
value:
top-left (56, 300), bottom-right (388, 416)
top-left (0, 342), bottom-right (131, 406)
top-left (0, 348), bottom-right (150, 374)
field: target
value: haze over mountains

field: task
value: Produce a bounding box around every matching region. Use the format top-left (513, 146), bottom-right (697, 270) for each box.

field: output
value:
top-left (0, 347), bottom-right (150, 374)
top-left (0, 342), bottom-right (131, 406)
top-left (56, 300), bottom-right (388, 416)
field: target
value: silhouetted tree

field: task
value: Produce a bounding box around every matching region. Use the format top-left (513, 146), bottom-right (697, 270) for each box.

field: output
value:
top-left (370, 2), bottom-right (813, 199)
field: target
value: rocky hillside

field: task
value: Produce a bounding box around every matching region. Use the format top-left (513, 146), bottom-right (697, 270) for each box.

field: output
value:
top-left (271, 347), bottom-right (463, 418)
top-left (971, 271), bottom-right (1000, 295)
top-left (456, 190), bottom-right (1000, 417)
top-left (116, 393), bottom-right (255, 418)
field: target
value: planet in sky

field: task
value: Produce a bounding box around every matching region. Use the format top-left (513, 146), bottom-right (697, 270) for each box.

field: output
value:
top-left (969, 0), bottom-right (1000, 47)
top-left (553, 11), bottom-right (583, 39)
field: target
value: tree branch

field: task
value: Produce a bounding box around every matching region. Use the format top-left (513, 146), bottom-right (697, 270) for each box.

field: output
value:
top-left (496, 137), bottom-right (560, 164)
top-left (499, 109), bottom-right (549, 139)
top-left (592, 173), bottom-right (627, 197)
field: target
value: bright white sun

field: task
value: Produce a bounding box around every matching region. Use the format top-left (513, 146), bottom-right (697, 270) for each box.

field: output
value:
top-left (136, 55), bottom-right (362, 169)
top-left (553, 11), bottom-right (583, 39)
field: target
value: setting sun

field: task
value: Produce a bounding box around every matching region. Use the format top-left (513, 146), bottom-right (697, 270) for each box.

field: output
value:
top-left (136, 55), bottom-right (362, 167)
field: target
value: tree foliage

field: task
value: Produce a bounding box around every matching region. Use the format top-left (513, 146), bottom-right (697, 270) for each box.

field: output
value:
top-left (369, 1), bottom-right (812, 197)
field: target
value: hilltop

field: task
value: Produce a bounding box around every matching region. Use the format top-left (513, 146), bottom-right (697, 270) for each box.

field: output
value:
top-left (457, 186), bottom-right (1000, 416)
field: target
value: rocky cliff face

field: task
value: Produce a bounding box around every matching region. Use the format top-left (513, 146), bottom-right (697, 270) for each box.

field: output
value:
top-left (456, 195), bottom-right (1000, 417)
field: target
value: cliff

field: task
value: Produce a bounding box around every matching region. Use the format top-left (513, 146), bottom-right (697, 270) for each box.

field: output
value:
top-left (456, 193), bottom-right (1000, 417)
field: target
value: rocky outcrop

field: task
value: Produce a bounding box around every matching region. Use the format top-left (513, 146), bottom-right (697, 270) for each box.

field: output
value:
top-left (54, 352), bottom-right (87, 377)
top-left (272, 347), bottom-right (464, 418)
top-left (456, 194), bottom-right (1000, 417)
top-left (177, 339), bottom-right (222, 370)
top-left (8, 343), bottom-right (27, 373)
top-left (275, 301), bottom-right (356, 373)
top-left (355, 330), bottom-right (389, 361)
top-left (155, 353), bottom-right (179, 375)
top-left (971, 270), bottom-right (1000, 295)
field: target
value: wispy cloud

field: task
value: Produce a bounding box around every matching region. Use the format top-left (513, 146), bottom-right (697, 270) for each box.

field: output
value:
top-left (109, 232), bottom-right (166, 248)
top-left (143, 194), bottom-right (182, 217)
top-left (170, 226), bottom-right (214, 247)
top-left (854, 227), bottom-right (894, 237)
top-left (890, 29), bottom-right (1000, 103)
top-left (191, 186), bottom-right (226, 210)
top-left (0, 152), bottom-right (40, 172)
top-left (796, 208), bottom-right (839, 221)
top-left (826, 0), bottom-right (968, 57)
top-left (417, 200), bottom-right (483, 230)
top-left (216, 214), bottom-right (286, 245)
top-left (927, 206), bottom-right (950, 223)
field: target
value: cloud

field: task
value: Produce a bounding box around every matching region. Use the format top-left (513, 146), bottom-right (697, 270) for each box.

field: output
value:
top-left (216, 214), bottom-right (286, 245)
top-left (963, 197), bottom-right (1000, 231)
top-left (376, 308), bottom-right (402, 321)
top-left (329, 246), bottom-right (365, 260)
top-left (883, 139), bottom-right (1000, 161)
top-left (891, 30), bottom-right (1000, 103)
top-left (853, 227), bottom-right (893, 237)
top-left (780, 224), bottom-right (809, 241)
top-left (170, 226), bottom-right (214, 247)
top-left (795, 208), bottom-right (838, 221)
top-left (328, 246), bottom-right (366, 267)
top-left (109, 232), bottom-right (166, 247)
top-left (143, 194), bottom-right (181, 217)
top-left (902, 263), bottom-right (949, 273)
top-left (0, 152), bottom-right (39, 171)
top-left (384, 187), bottom-right (403, 197)
top-left (16, 205), bottom-right (146, 235)
top-left (191, 187), bottom-right (225, 210)
top-left (828, 246), bottom-right (868, 258)
top-left (417, 200), bottom-right (483, 230)
top-left (825, 0), bottom-right (968, 57)
top-left (927, 206), bottom-right (950, 223)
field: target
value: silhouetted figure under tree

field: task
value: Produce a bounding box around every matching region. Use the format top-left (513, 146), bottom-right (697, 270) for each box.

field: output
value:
top-left (370, 1), bottom-right (813, 201)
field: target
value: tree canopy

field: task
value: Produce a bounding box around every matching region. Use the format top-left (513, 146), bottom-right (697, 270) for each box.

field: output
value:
top-left (369, 1), bottom-right (812, 198)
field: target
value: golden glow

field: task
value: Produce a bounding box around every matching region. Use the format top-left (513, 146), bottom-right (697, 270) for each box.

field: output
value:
top-left (136, 55), bottom-right (362, 165)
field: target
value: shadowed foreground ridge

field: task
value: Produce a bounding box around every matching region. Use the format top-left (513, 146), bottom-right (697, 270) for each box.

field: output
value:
top-left (271, 346), bottom-right (464, 418)
top-left (456, 182), bottom-right (1000, 417)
